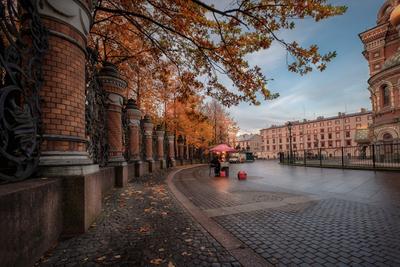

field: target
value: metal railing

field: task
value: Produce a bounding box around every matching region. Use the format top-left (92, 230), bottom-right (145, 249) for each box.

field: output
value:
top-left (280, 143), bottom-right (400, 170)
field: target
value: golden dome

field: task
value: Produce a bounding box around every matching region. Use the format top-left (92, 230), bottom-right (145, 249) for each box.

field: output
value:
top-left (390, 4), bottom-right (400, 26)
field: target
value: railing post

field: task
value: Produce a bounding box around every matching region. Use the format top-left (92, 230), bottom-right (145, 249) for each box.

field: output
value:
top-left (167, 134), bottom-right (176, 167)
top-left (99, 63), bottom-right (128, 164)
top-left (126, 99), bottom-right (141, 161)
top-left (341, 146), bottom-right (344, 168)
top-left (304, 150), bottom-right (307, 166)
top-left (143, 115), bottom-right (154, 162)
top-left (372, 144), bottom-right (376, 169)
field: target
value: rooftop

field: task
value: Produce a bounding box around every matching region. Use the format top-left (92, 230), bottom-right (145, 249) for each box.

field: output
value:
top-left (260, 109), bottom-right (372, 131)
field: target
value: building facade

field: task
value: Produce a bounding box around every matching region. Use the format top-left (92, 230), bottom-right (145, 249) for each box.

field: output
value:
top-left (235, 134), bottom-right (262, 156)
top-left (259, 110), bottom-right (372, 159)
top-left (359, 0), bottom-right (400, 144)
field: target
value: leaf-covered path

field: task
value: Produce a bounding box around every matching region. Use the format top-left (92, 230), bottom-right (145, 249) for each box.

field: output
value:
top-left (36, 169), bottom-right (240, 267)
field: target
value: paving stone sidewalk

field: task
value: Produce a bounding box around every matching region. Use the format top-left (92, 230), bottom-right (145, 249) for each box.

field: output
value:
top-left (35, 169), bottom-right (240, 267)
top-left (174, 167), bottom-right (400, 267)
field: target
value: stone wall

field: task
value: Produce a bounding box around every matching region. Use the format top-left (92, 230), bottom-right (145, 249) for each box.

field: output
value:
top-left (62, 167), bottom-right (116, 236)
top-left (0, 179), bottom-right (63, 267)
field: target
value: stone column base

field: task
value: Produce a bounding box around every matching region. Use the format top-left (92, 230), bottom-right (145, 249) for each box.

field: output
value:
top-left (148, 160), bottom-right (155, 173)
top-left (158, 159), bottom-right (166, 169)
top-left (62, 166), bottom-right (115, 236)
top-left (39, 151), bottom-right (96, 177)
top-left (134, 161), bottom-right (149, 177)
top-left (171, 159), bottom-right (176, 167)
top-left (109, 162), bottom-right (128, 188)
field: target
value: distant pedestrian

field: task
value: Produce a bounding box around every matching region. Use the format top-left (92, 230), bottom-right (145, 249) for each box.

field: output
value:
top-left (210, 156), bottom-right (221, 176)
top-left (167, 155), bottom-right (173, 168)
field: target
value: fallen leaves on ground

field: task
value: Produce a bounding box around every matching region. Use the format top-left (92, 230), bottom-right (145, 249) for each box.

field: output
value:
top-left (139, 225), bottom-right (151, 234)
top-left (168, 261), bottom-right (176, 267)
top-left (150, 258), bottom-right (163, 265)
top-left (181, 251), bottom-right (192, 256)
top-left (96, 256), bottom-right (106, 262)
top-left (144, 207), bottom-right (153, 213)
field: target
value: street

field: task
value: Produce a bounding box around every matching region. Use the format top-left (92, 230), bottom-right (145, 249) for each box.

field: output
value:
top-left (173, 161), bottom-right (400, 266)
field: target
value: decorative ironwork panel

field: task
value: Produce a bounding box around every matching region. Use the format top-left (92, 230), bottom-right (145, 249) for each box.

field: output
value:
top-left (139, 121), bottom-right (145, 160)
top-left (85, 48), bottom-right (109, 166)
top-left (0, 0), bottom-right (48, 182)
top-left (122, 102), bottom-right (130, 161)
top-left (152, 129), bottom-right (157, 161)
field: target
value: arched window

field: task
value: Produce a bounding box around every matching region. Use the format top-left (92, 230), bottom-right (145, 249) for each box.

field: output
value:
top-left (383, 133), bottom-right (393, 141)
top-left (381, 85), bottom-right (391, 107)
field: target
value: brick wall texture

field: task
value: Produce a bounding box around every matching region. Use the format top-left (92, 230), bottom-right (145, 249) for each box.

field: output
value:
top-left (40, 19), bottom-right (87, 152)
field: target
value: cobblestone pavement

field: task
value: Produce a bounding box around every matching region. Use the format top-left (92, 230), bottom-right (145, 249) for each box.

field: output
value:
top-left (174, 168), bottom-right (296, 210)
top-left (36, 169), bottom-right (240, 267)
top-left (173, 163), bottom-right (400, 266)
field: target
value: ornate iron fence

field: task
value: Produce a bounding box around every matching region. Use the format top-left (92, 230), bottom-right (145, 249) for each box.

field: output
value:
top-left (152, 128), bottom-right (157, 161)
top-left (0, 0), bottom-right (48, 182)
top-left (139, 120), bottom-right (145, 160)
top-left (280, 143), bottom-right (400, 170)
top-left (85, 47), bottom-right (108, 166)
top-left (122, 101), bottom-right (130, 162)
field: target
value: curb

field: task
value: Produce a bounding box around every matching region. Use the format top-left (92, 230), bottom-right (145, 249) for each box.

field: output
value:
top-left (166, 165), bottom-right (270, 267)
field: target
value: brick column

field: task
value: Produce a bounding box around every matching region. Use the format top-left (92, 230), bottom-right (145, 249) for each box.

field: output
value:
top-left (143, 115), bottom-right (154, 162)
top-left (167, 134), bottom-right (176, 166)
top-left (97, 62), bottom-right (127, 164)
top-left (37, 0), bottom-right (94, 174)
top-left (125, 99), bottom-right (141, 161)
top-left (156, 126), bottom-right (165, 160)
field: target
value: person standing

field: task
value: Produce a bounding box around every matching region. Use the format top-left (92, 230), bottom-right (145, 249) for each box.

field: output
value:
top-left (210, 156), bottom-right (221, 177)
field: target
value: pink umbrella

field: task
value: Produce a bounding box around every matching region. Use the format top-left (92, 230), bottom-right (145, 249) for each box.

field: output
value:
top-left (209, 144), bottom-right (236, 153)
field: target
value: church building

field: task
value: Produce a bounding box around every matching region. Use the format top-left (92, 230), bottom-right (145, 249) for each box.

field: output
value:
top-left (359, 1), bottom-right (400, 144)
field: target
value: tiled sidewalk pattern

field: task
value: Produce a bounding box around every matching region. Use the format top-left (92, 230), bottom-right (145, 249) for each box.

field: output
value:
top-left (215, 199), bottom-right (400, 266)
top-left (174, 166), bottom-right (400, 266)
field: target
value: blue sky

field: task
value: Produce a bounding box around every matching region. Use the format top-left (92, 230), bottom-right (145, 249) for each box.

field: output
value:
top-left (223, 0), bottom-right (385, 134)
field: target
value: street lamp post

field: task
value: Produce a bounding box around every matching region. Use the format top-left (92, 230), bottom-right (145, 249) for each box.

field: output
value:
top-left (287, 122), bottom-right (293, 164)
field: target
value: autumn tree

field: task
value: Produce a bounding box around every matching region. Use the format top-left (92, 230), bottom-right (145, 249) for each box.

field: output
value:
top-left (203, 100), bottom-right (239, 145)
top-left (88, 0), bottom-right (346, 151)
top-left (91, 0), bottom-right (346, 107)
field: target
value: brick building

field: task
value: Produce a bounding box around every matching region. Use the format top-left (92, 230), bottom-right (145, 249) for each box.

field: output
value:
top-left (359, 0), bottom-right (400, 144)
top-left (235, 134), bottom-right (262, 156)
top-left (259, 109), bottom-right (372, 159)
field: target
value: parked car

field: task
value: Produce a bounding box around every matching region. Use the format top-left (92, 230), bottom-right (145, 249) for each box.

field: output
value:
top-left (229, 152), bottom-right (246, 163)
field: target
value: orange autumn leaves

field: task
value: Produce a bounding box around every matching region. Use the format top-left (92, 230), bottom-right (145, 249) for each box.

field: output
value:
top-left (91, 0), bottom-right (346, 106)
top-left (89, 0), bottom-right (346, 147)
